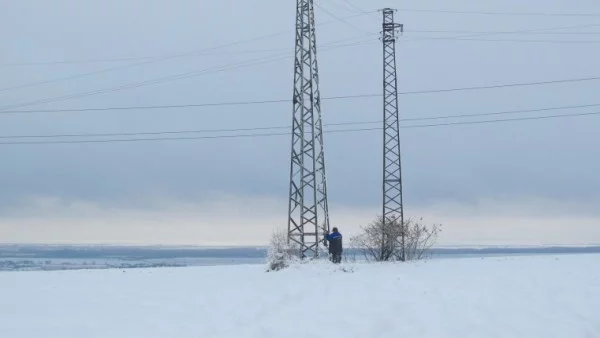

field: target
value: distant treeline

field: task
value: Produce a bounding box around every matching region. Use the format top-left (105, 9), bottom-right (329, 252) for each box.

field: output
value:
top-left (1, 245), bottom-right (600, 260)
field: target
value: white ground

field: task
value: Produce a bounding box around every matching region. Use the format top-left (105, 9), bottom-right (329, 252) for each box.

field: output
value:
top-left (1, 254), bottom-right (599, 338)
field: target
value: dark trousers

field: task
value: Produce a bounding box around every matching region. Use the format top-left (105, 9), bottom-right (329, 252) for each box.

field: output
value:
top-left (330, 252), bottom-right (342, 264)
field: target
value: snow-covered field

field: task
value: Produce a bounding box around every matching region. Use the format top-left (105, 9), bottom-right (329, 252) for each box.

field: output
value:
top-left (1, 254), bottom-right (598, 338)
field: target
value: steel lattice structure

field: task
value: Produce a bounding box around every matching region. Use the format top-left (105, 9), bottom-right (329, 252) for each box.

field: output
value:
top-left (381, 8), bottom-right (406, 261)
top-left (287, 0), bottom-right (330, 258)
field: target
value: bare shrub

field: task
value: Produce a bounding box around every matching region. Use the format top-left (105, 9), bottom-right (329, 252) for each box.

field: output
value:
top-left (399, 217), bottom-right (442, 261)
top-left (350, 215), bottom-right (400, 262)
top-left (266, 229), bottom-right (300, 272)
top-left (350, 215), bottom-right (441, 262)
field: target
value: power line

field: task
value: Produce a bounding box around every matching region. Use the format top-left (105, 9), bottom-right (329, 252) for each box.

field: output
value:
top-left (2, 21), bottom-right (595, 105)
top-left (0, 131), bottom-right (293, 145)
top-left (0, 125), bottom-right (297, 139)
top-left (400, 75), bottom-right (600, 95)
top-left (400, 28), bottom-right (600, 44)
top-left (0, 34), bottom-right (374, 94)
top-left (402, 110), bottom-right (600, 128)
top-left (2, 76), bottom-right (599, 116)
top-left (6, 33), bottom-right (589, 95)
top-left (0, 52), bottom-right (288, 111)
top-left (3, 21), bottom-right (594, 98)
top-left (394, 8), bottom-right (600, 17)
top-left (0, 112), bottom-right (600, 145)
top-left (1, 109), bottom-right (598, 143)
top-left (331, 0), bottom-right (383, 27)
top-left (410, 37), bottom-right (600, 44)
top-left (319, 0), bottom-right (363, 14)
top-left (0, 98), bottom-right (290, 115)
top-left (338, 0), bottom-right (368, 14)
top-left (401, 102), bottom-right (600, 122)
top-left (2, 31), bottom-right (547, 66)
top-left (1, 22), bottom-right (596, 112)
top-left (316, 8), bottom-right (600, 43)
top-left (406, 29), bottom-right (600, 35)
top-left (0, 38), bottom-right (376, 112)
top-left (1, 56), bottom-right (158, 67)
top-left (0, 12), bottom-right (376, 67)
top-left (0, 30), bottom-right (301, 93)
top-left (0, 48), bottom-right (296, 93)
top-left (315, 2), bottom-right (375, 35)
top-left (0, 92), bottom-right (381, 116)
top-left (399, 23), bottom-right (600, 44)
top-left (0, 49), bottom-right (292, 68)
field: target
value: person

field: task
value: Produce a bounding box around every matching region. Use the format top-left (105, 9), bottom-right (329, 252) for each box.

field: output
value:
top-left (325, 227), bottom-right (343, 264)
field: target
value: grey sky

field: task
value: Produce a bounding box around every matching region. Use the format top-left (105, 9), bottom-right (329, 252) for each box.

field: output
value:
top-left (1, 0), bottom-right (599, 245)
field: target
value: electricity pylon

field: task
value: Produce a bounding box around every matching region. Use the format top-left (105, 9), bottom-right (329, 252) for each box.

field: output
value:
top-left (287, 0), bottom-right (330, 258)
top-left (381, 8), bottom-right (406, 261)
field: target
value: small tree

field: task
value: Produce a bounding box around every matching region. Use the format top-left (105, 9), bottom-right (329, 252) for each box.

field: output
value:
top-left (350, 215), bottom-right (441, 262)
top-left (266, 229), bottom-right (300, 272)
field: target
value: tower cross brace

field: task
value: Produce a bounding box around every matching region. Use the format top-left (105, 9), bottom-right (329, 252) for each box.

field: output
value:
top-left (287, 0), bottom-right (330, 258)
top-left (381, 8), bottom-right (405, 261)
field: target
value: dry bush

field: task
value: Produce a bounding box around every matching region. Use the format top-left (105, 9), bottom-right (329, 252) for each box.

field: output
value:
top-left (400, 217), bottom-right (442, 261)
top-left (350, 215), bottom-right (400, 262)
top-left (350, 215), bottom-right (441, 262)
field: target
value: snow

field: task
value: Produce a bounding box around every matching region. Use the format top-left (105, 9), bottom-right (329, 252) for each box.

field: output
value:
top-left (1, 254), bottom-right (599, 338)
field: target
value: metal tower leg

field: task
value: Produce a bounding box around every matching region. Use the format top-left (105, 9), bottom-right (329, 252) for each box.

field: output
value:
top-left (287, 0), bottom-right (330, 259)
top-left (381, 8), bottom-right (405, 261)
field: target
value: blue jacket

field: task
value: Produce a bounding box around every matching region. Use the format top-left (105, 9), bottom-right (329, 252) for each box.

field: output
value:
top-left (326, 231), bottom-right (342, 241)
top-left (325, 231), bottom-right (343, 253)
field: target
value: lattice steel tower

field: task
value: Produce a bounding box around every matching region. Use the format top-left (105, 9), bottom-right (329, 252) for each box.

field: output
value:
top-left (287, 0), bottom-right (330, 258)
top-left (381, 8), bottom-right (406, 261)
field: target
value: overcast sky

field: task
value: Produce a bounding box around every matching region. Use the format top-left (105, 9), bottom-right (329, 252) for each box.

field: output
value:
top-left (0, 0), bottom-right (599, 246)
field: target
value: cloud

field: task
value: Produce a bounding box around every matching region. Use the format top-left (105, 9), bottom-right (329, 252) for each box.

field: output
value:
top-left (1, 194), bottom-right (598, 246)
top-left (415, 197), bottom-right (600, 246)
